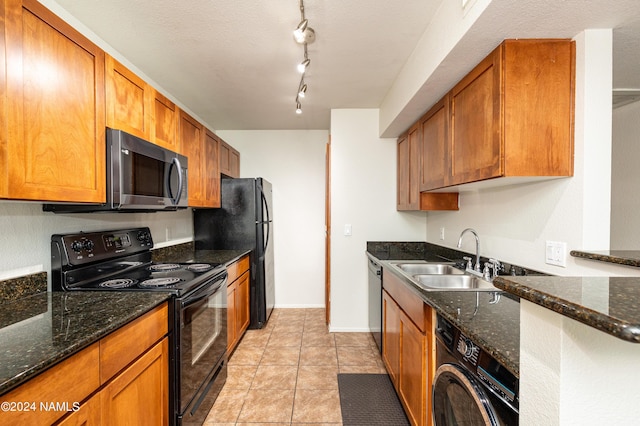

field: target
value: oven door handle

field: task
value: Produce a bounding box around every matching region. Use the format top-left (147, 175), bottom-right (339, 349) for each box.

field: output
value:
top-left (181, 273), bottom-right (228, 307)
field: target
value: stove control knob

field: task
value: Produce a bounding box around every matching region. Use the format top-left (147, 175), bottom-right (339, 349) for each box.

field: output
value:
top-left (83, 239), bottom-right (95, 252)
top-left (137, 231), bottom-right (151, 243)
top-left (71, 240), bottom-right (83, 253)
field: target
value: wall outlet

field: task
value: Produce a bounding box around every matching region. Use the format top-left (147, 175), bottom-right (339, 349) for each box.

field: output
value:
top-left (545, 241), bottom-right (567, 267)
top-left (439, 227), bottom-right (445, 240)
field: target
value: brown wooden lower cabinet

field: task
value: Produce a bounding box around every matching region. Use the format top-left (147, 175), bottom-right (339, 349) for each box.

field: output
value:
top-left (382, 271), bottom-right (434, 426)
top-left (2, 303), bottom-right (169, 425)
top-left (99, 338), bottom-right (169, 425)
top-left (227, 255), bottom-right (251, 356)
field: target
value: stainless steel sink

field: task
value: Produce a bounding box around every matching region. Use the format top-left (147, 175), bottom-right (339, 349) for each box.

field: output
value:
top-left (389, 261), bottom-right (463, 275)
top-left (413, 274), bottom-right (497, 291)
top-left (395, 263), bottom-right (464, 275)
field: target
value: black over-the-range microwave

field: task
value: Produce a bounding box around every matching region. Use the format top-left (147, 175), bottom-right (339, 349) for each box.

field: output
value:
top-left (44, 128), bottom-right (188, 213)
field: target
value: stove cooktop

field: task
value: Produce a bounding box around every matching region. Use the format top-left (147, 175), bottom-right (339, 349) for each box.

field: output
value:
top-left (51, 227), bottom-right (225, 296)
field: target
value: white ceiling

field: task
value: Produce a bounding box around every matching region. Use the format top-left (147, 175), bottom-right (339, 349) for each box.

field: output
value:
top-left (52, 0), bottom-right (640, 134)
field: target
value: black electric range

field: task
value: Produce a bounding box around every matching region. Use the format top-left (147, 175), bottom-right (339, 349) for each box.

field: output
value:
top-left (50, 227), bottom-right (228, 425)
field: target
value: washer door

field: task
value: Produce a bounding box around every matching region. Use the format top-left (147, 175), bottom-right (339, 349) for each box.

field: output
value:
top-left (432, 363), bottom-right (499, 426)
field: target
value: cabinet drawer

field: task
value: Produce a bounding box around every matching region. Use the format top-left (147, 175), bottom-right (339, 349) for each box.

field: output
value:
top-left (1, 343), bottom-right (100, 425)
top-left (100, 303), bottom-right (168, 383)
top-left (383, 269), bottom-right (429, 333)
top-left (227, 255), bottom-right (250, 283)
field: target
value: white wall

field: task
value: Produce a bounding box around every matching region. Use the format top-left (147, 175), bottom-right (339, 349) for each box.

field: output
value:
top-left (611, 100), bottom-right (640, 248)
top-left (216, 130), bottom-right (329, 309)
top-left (426, 30), bottom-right (636, 277)
top-left (0, 203), bottom-right (193, 282)
top-left (329, 109), bottom-right (427, 331)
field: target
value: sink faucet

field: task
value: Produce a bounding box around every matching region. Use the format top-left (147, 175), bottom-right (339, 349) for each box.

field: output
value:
top-left (457, 228), bottom-right (481, 274)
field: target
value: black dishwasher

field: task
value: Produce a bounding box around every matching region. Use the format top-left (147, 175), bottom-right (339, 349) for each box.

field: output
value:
top-left (367, 256), bottom-right (382, 353)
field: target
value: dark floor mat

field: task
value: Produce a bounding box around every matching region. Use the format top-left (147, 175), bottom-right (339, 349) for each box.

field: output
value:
top-left (338, 373), bottom-right (410, 425)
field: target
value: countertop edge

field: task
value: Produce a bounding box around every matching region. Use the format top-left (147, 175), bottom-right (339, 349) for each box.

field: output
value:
top-left (493, 276), bottom-right (640, 343)
top-left (570, 250), bottom-right (640, 268)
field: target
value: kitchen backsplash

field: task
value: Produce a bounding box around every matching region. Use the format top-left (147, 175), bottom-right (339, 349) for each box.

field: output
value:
top-left (367, 241), bottom-right (546, 277)
top-left (0, 272), bottom-right (47, 304)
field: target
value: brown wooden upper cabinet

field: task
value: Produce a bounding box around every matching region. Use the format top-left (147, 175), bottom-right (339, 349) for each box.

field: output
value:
top-left (220, 140), bottom-right (240, 178)
top-left (397, 125), bottom-right (420, 210)
top-left (397, 122), bottom-right (459, 211)
top-left (179, 110), bottom-right (205, 206)
top-left (399, 39), bottom-right (575, 207)
top-left (3, 0), bottom-right (106, 203)
top-left (445, 39), bottom-right (574, 189)
top-left (150, 89), bottom-right (180, 153)
top-left (105, 55), bottom-right (180, 153)
top-left (179, 112), bottom-right (221, 208)
top-left (420, 95), bottom-right (450, 191)
top-left (203, 129), bottom-right (221, 208)
top-left (105, 54), bottom-right (150, 139)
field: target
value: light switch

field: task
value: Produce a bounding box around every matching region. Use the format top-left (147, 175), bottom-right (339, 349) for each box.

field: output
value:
top-left (545, 241), bottom-right (567, 267)
top-left (344, 224), bottom-right (352, 236)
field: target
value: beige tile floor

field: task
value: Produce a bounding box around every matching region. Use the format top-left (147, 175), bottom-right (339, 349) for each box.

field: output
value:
top-left (204, 308), bottom-right (387, 425)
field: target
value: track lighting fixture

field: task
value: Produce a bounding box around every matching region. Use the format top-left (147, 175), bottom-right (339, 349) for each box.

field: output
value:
top-left (298, 82), bottom-right (307, 98)
top-left (297, 58), bottom-right (310, 74)
top-left (292, 0), bottom-right (315, 115)
top-left (293, 19), bottom-right (308, 43)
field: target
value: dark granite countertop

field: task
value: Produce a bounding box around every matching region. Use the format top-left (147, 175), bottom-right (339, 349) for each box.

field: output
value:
top-left (191, 249), bottom-right (252, 266)
top-left (570, 249), bottom-right (640, 268)
top-left (151, 241), bottom-right (250, 267)
top-left (367, 242), bottom-right (521, 377)
top-left (493, 275), bottom-right (640, 343)
top-left (0, 291), bottom-right (170, 396)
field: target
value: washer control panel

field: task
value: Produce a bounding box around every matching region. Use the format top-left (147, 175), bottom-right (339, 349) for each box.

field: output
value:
top-left (456, 336), bottom-right (480, 365)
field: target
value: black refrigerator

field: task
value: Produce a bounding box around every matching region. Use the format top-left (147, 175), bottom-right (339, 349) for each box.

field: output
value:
top-left (194, 178), bottom-right (275, 329)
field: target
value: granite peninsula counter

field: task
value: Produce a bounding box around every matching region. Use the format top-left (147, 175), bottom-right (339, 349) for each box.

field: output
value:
top-left (0, 291), bottom-right (170, 396)
top-left (493, 275), bottom-right (640, 343)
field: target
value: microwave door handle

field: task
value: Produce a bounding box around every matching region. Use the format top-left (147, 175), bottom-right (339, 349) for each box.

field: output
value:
top-left (170, 157), bottom-right (184, 205)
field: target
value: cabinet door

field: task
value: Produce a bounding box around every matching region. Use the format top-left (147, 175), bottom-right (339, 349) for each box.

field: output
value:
top-left (179, 110), bottom-right (205, 206)
top-left (420, 95), bottom-right (449, 191)
top-left (396, 124), bottom-right (420, 210)
top-left (0, 3), bottom-right (7, 198)
top-left (5, 0), bottom-right (105, 202)
top-left (382, 290), bottom-right (401, 386)
top-left (203, 129), bottom-right (221, 207)
top-left (100, 338), bottom-right (169, 426)
top-left (151, 89), bottom-right (179, 153)
top-left (400, 312), bottom-right (427, 426)
top-left (105, 54), bottom-right (150, 139)
top-left (450, 47), bottom-right (502, 185)
top-left (503, 39), bottom-right (574, 177)
top-left (229, 147), bottom-right (240, 178)
top-left (237, 270), bottom-right (250, 335)
top-left (220, 140), bottom-right (240, 178)
top-left (227, 281), bottom-right (238, 353)
top-left (56, 396), bottom-right (100, 426)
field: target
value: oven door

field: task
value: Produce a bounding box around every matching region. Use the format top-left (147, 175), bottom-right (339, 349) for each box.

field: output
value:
top-left (177, 273), bottom-right (227, 418)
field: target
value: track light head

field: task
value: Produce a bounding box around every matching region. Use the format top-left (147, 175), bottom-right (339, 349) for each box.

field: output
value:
top-left (296, 102), bottom-right (302, 114)
top-left (297, 58), bottom-right (310, 73)
top-left (293, 19), bottom-right (308, 42)
top-left (298, 83), bottom-right (307, 98)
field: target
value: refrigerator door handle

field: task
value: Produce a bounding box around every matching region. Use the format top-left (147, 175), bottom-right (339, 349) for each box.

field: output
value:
top-left (260, 189), bottom-right (270, 253)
